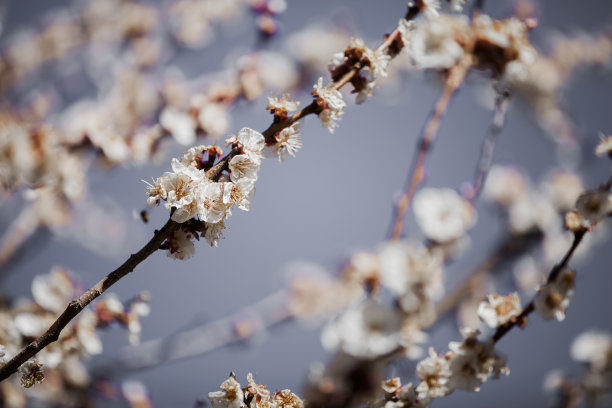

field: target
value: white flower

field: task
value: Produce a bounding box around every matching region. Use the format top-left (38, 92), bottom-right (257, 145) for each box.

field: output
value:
top-left (534, 268), bottom-right (575, 321)
top-left (14, 313), bottom-right (47, 337)
top-left (264, 122), bottom-right (302, 162)
top-left (448, 329), bottom-right (508, 392)
top-left (196, 182), bottom-right (227, 223)
top-left (32, 267), bottom-right (75, 314)
top-left (397, 19), bottom-right (415, 50)
top-left (546, 172), bottom-right (584, 212)
top-left (413, 187), bottom-right (476, 243)
top-left (244, 373), bottom-right (270, 406)
top-left (477, 292), bottom-right (522, 329)
top-left (223, 178), bottom-right (255, 211)
top-left (321, 299), bottom-right (403, 359)
top-left (272, 389), bottom-right (304, 408)
top-left (570, 331), bottom-right (612, 370)
top-left (209, 374), bottom-right (246, 408)
top-left (312, 77), bottom-right (346, 133)
top-left (379, 241), bottom-right (444, 317)
top-left (267, 96), bottom-right (300, 118)
top-left (198, 103), bottom-right (229, 138)
top-left (226, 127), bottom-right (265, 165)
top-left (159, 107), bottom-right (196, 146)
top-left (165, 229), bottom-right (196, 260)
top-left (205, 220), bottom-right (226, 247)
top-left (229, 155), bottom-right (261, 182)
top-left (410, 14), bottom-right (467, 70)
top-left (595, 132), bottom-right (612, 157)
top-left (415, 348), bottom-right (453, 402)
top-left (77, 309), bottom-right (104, 355)
top-left (483, 165), bottom-right (528, 206)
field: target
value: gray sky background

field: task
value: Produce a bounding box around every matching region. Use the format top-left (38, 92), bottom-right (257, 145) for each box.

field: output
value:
top-left (2, 0), bottom-right (612, 407)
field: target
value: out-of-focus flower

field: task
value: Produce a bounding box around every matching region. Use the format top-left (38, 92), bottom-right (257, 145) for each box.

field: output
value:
top-left (534, 268), bottom-right (575, 321)
top-left (413, 187), bottom-right (476, 243)
top-left (31, 267), bottom-right (76, 314)
top-left (415, 348), bottom-right (453, 402)
top-left (571, 331), bottom-right (612, 370)
top-left (477, 292), bottom-right (522, 329)
top-left (410, 14), bottom-right (468, 69)
top-left (321, 299), bottom-right (404, 359)
top-left (595, 132), bottom-right (612, 158)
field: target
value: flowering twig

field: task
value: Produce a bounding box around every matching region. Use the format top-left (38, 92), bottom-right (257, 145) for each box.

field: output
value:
top-left (389, 54), bottom-right (473, 240)
top-left (0, 8), bottom-right (415, 382)
top-left (492, 227), bottom-right (587, 343)
top-left (0, 217), bottom-right (180, 382)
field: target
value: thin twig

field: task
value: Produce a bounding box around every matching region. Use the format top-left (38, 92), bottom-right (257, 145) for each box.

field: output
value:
top-left (492, 228), bottom-right (587, 343)
top-left (0, 217), bottom-right (180, 382)
top-left (388, 55), bottom-right (473, 240)
top-left (463, 90), bottom-right (510, 203)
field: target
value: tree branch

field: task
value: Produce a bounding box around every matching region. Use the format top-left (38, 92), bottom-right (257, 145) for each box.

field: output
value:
top-left (492, 228), bottom-right (587, 343)
top-left (0, 217), bottom-right (180, 382)
top-left (388, 54), bottom-right (473, 240)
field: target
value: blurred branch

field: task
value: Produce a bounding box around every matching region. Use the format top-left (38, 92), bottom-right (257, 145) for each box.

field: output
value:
top-left (93, 290), bottom-right (290, 375)
top-left (389, 54), bottom-right (474, 240)
top-left (0, 217), bottom-right (179, 383)
top-left (463, 90), bottom-right (510, 203)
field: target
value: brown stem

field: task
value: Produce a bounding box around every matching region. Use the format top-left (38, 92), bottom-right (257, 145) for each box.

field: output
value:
top-left (0, 217), bottom-right (180, 382)
top-left (464, 90), bottom-right (510, 203)
top-left (492, 228), bottom-right (587, 343)
top-left (389, 55), bottom-right (473, 240)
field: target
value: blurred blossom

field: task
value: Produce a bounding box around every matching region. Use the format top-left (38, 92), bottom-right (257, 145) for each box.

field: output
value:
top-left (413, 187), bottom-right (476, 243)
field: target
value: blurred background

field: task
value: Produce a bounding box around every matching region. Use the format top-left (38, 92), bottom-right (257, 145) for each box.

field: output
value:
top-left (1, 0), bottom-right (612, 406)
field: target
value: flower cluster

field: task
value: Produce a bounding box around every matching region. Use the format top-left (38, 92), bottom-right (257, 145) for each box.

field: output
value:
top-left (367, 329), bottom-right (508, 407)
top-left (316, 240), bottom-right (444, 360)
top-left (328, 38), bottom-right (390, 104)
top-left (147, 128), bottom-right (264, 252)
top-left (208, 373), bottom-right (303, 408)
top-left (416, 329), bottom-right (508, 404)
top-left (312, 78), bottom-right (346, 133)
top-left (534, 267), bottom-right (575, 321)
top-left (264, 96), bottom-right (303, 162)
top-left (477, 292), bottom-right (522, 329)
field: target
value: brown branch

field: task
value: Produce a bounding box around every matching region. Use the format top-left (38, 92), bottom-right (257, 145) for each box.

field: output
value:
top-left (463, 90), bottom-right (510, 203)
top-left (0, 6), bottom-right (415, 385)
top-left (389, 55), bottom-right (473, 240)
top-left (492, 228), bottom-right (587, 343)
top-left (0, 217), bottom-right (180, 382)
